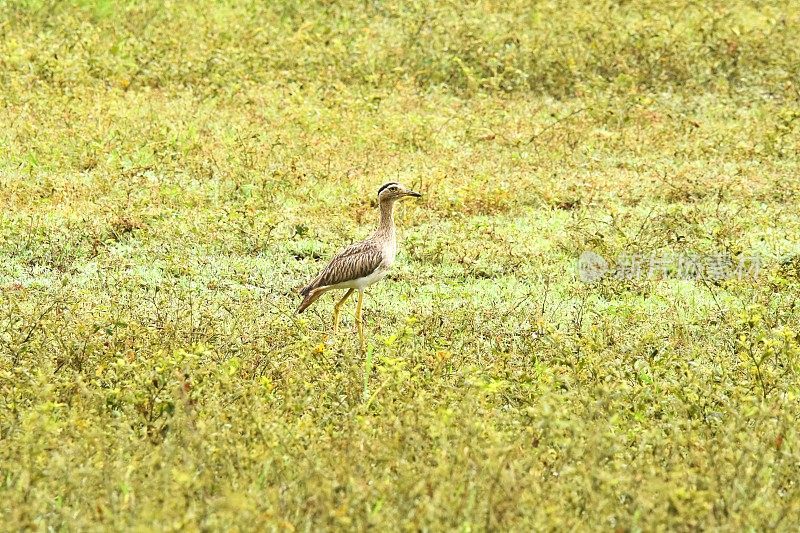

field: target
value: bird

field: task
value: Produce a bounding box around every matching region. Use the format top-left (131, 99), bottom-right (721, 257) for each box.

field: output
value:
top-left (297, 182), bottom-right (422, 350)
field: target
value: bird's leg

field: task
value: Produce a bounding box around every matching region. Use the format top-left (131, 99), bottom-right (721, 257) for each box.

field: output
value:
top-left (332, 289), bottom-right (354, 335)
top-left (356, 290), bottom-right (365, 350)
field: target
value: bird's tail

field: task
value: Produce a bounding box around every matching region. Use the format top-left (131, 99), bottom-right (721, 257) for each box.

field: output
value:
top-left (297, 288), bottom-right (322, 313)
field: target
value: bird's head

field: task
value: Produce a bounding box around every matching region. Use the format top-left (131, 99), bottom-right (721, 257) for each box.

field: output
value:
top-left (377, 182), bottom-right (422, 203)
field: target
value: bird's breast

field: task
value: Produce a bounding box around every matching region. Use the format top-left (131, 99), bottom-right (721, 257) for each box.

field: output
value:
top-left (382, 239), bottom-right (398, 268)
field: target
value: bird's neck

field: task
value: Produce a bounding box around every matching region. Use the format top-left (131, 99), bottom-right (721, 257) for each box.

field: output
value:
top-left (376, 199), bottom-right (396, 239)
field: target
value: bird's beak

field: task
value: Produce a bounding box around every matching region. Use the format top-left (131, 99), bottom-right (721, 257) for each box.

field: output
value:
top-left (405, 190), bottom-right (422, 198)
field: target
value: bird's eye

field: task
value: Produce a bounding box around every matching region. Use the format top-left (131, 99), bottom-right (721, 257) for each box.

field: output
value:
top-left (390, 186), bottom-right (399, 191)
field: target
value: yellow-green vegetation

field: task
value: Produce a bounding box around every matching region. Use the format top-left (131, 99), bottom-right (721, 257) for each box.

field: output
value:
top-left (2, 0), bottom-right (800, 529)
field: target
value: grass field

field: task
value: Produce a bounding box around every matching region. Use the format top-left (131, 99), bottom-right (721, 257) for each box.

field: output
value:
top-left (2, 0), bottom-right (800, 530)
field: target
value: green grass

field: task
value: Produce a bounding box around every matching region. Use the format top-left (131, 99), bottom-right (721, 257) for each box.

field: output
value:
top-left (2, 0), bottom-right (800, 529)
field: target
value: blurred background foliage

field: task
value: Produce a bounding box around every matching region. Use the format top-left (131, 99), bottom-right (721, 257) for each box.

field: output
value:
top-left (1, 0), bottom-right (797, 97)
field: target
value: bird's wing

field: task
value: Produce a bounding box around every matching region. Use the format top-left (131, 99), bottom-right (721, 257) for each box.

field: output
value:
top-left (300, 240), bottom-right (383, 294)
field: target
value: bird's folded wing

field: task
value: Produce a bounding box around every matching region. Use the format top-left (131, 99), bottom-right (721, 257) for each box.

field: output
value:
top-left (303, 240), bottom-right (383, 293)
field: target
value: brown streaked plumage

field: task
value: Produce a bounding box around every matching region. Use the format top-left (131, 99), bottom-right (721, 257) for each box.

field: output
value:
top-left (298, 241), bottom-right (383, 304)
top-left (297, 182), bottom-right (422, 349)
